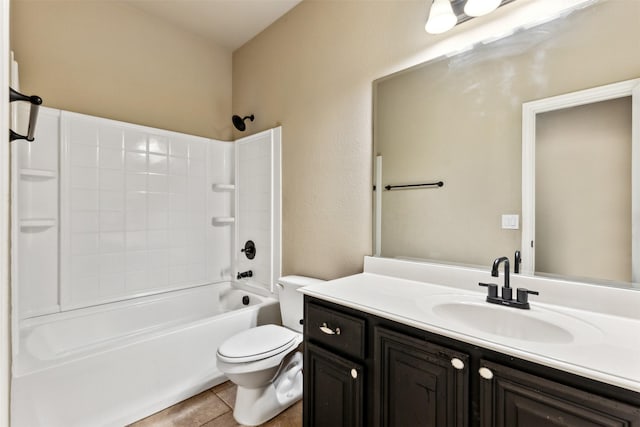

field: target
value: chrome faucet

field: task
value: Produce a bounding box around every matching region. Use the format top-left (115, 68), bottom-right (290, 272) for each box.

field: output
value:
top-left (479, 255), bottom-right (539, 309)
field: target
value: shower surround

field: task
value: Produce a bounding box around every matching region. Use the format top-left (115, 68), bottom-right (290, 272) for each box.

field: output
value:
top-left (10, 108), bottom-right (282, 426)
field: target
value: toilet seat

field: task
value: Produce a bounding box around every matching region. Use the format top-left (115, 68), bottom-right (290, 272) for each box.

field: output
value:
top-left (217, 325), bottom-right (299, 363)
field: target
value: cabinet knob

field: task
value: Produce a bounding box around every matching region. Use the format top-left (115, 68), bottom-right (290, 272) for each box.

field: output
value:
top-left (351, 369), bottom-right (358, 379)
top-left (319, 322), bottom-right (341, 335)
top-left (479, 367), bottom-right (494, 380)
top-left (450, 358), bottom-right (465, 370)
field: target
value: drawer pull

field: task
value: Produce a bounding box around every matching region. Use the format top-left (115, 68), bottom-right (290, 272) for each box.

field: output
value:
top-left (479, 367), bottom-right (494, 380)
top-left (319, 322), bottom-right (341, 335)
top-left (351, 369), bottom-right (358, 379)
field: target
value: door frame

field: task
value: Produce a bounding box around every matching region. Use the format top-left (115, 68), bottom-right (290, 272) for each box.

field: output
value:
top-left (521, 78), bottom-right (640, 282)
top-left (1, 0), bottom-right (12, 424)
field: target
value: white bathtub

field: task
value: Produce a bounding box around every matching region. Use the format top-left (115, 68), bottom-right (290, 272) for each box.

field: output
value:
top-left (11, 282), bottom-right (281, 427)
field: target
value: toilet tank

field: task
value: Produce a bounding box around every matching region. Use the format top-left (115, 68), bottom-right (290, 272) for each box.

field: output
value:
top-left (277, 275), bottom-right (325, 333)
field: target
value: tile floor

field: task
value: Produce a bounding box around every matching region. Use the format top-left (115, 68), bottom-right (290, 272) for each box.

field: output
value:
top-left (129, 381), bottom-right (302, 427)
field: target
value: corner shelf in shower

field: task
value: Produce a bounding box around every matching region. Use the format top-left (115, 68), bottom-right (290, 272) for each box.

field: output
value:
top-left (211, 184), bottom-right (235, 192)
top-left (20, 218), bottom-right (56, 230)
top-left (211, 217), bottom-right (235, 226)
top-left (19, 168), bottom-right (56, 179)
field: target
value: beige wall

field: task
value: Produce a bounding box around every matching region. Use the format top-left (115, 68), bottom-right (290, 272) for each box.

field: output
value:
top-left (10, 0), bottom-right (232, 140)
top-left (11, 0), bottom-right (639, 281)
top-left (232, 0), bottom-right (452, 279)
top-left (234, 0), bottom-right (640, 279)
top-left (536, 98), bottom-right (632, 283)
top-left (374, 0), bottom-right (640, 269)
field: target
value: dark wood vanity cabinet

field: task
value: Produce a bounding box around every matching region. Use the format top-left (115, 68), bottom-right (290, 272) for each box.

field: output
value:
top-left (305, 343), bottom-right (364, 427)
top-left (303, 296), bottom-right (640, 427)
top-left (479, 360), bottom-right (640, 427)
top-left (374, 327), bottom-right (469, 427)
top-left (304, 297), bottom-right (469, 427)
top-left (304, 300), bottom-right (366, 427)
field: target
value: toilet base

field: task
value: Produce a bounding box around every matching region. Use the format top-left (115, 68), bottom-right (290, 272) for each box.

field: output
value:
top-left (232, 351), bottom-right (303, 426)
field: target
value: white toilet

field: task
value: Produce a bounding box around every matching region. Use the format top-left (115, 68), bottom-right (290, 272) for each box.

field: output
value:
top-left (216, 275), bottom-right (324, 426)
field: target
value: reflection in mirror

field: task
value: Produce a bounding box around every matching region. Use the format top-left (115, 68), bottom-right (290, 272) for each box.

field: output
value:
top-left (373, 0), bottom-right (640, 288)
top-left (537, 99), bottom-right (632, 283)
top-left (521, 79), bottom-right (639, 287)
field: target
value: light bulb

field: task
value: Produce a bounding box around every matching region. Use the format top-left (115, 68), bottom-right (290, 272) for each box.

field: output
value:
top-left (464, 0), bottom-right (502, 17)
top-left (425, 0), bottom-right (457, 34)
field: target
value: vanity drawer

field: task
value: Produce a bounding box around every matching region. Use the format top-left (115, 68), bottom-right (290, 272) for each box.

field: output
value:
top-left (305, 302), bottom-right (366, 360)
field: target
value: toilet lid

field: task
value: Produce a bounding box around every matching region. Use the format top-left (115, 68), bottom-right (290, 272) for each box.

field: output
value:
top-left (217, 325), bottom-right (298, 363)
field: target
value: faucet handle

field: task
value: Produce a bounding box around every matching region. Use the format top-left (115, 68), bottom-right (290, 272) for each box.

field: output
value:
top-left (516, 288), bottom-right (539, 305)
top-left (478, 282), bottom-right (498, 298)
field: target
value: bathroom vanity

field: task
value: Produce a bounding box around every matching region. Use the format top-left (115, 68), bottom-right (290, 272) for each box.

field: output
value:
top-left (300, 257), bottom-right (640, 427)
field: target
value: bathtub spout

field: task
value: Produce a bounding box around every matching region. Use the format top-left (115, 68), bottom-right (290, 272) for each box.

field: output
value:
top-left (237, 270), bottom-right (253, 280)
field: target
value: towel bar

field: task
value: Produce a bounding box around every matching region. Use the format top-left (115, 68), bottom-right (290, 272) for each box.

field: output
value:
top-left (9, 87), bottom-right (42, 142)
top-left (384, 181), bottom-right (444, 191)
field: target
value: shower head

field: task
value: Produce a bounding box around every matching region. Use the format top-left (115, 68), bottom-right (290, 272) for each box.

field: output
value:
top-left (232, 114), bottom-right (254, 131)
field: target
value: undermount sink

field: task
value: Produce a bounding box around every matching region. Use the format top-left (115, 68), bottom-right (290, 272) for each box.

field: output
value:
top-left (421, 294), bottom-right (602, 344)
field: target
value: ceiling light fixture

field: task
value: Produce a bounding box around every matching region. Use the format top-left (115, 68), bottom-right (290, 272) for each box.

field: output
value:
top-left (464, 0), bottom-right (501, 17)
top-left (426, 0), bottom-right (510, 34)
top-left (425, 0), bottom-right (457, 34)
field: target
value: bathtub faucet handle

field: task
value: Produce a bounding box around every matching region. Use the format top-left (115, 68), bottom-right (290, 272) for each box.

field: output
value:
top-left (241, 240), bottom-right (256, 260)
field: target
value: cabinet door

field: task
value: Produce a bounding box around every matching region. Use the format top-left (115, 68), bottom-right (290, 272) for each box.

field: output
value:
top-left (304, 342), bottom-right (364, 427)
top-left (374, 327), bottom-right (469, 427)
top-left (479, 360), bottom-right (640, 427)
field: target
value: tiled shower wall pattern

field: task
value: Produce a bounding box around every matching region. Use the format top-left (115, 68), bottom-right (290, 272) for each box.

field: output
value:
top-left (61, 112), bottom-right (233, 310)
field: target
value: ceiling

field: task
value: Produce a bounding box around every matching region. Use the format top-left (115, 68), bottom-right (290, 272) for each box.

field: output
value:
top-left (124, 0), bottom-right (303, 52)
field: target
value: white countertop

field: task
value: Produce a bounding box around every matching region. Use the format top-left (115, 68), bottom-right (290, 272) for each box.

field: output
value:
top-left (300, 271), bottom-right (640, 393)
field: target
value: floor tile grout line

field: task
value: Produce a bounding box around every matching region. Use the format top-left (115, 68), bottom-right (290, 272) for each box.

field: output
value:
top-left (197, 404), bottom-right (232, 427)
top-left (132, 381), bottom-right (301, 426)
top-left (199, 409), bottom-right (234, 427)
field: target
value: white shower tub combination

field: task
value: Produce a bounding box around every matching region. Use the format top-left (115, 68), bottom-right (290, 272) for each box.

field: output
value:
top-left (11, 282), bottom-right (281, 427)
top-left (10, 109), bottom-right (284, 426)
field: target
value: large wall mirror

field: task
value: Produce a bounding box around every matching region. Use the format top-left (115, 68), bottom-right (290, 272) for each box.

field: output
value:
top-left (373, 0), bottom-right (640, 288)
